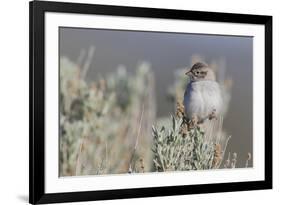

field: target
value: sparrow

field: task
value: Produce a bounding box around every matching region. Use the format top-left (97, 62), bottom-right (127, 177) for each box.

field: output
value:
top-left (183, 62), bottom-right (223, 125)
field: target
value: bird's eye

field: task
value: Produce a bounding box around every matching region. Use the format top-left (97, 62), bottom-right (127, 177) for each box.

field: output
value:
top-left (196, 71), bottom-right (199, 75)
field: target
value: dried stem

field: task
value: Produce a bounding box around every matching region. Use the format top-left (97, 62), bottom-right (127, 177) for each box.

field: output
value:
top-left (128, 104), bottom-right (144, 173)
top-left (96, 158), bottom-right (104, 175)
top-left (231, 152), bottom-right (237, 168)
top-left (75, 137), bottom-right (85, 175)
top-left (81, 46), bottom-right (95, 80)
top-left (77, 48), bottom-right (86, 67)
top-left (218, 135), bottom-right (231, 168)
top-left (245, 152), bottom-right (251, 168)
top-left (224, 152), bottom-right (231, 168)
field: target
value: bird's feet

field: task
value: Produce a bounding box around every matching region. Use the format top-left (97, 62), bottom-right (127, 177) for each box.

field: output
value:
top-left (208, 109), bottom-right (217, 121)
top-left (188, 115), bottom-right (199, 130)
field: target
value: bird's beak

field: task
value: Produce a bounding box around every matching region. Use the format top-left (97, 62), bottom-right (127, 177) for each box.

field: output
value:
top-left (185, 70), bottom-right (191, 76)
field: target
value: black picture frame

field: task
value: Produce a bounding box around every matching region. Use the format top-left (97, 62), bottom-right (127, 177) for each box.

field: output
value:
top-left (29, 1), bottom-right (272, 204)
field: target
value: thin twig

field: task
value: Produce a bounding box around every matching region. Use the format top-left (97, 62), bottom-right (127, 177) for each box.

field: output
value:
top-left (128, 104), bottom-right (144, 173)
top-left (81, 46), bottom-right (95, 80)
top-left (96, 158), bottom-right (104, 175)
top-left (245, 152), bottom-right (251, 168)
top-left (75, 137), bottom-right (85, 175)
top-left (105, 141), bottom-right (108, 172)
top-left (216, 116), bottom-right (223, 144)
top-left (77, 48), bottom-right (86, 67)
top-left (224, 152), bottom-right (231, 168)
top-left (218, 135), bottom-right (231, 168)
top-left (231, 152), bottom-right (237, 168)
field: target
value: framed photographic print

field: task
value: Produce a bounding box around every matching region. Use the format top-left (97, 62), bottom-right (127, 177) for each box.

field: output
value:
top-left (29, 0), bottom-right (272, 204)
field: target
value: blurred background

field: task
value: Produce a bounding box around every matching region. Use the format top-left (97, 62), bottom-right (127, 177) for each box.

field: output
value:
top-left (59, 27), bottom-right (253, 176)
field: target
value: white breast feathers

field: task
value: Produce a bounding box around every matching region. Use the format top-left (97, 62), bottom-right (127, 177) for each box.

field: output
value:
top-left (184, 81), bottom-right (223, 120)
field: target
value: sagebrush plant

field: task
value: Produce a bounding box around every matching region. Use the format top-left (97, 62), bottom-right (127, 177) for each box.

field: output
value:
top-left (152, 116), bottom-right (216, 171)
top-left (59, 55), bottom-right (155, 176)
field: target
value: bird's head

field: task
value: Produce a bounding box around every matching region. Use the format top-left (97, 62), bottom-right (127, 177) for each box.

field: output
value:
top-left (185, 62), bottom-right (216, 82)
